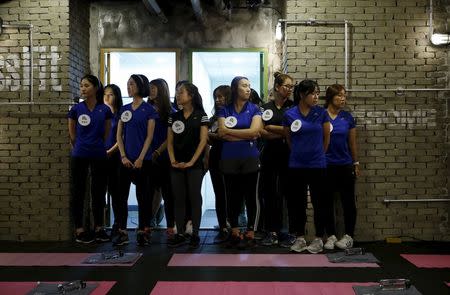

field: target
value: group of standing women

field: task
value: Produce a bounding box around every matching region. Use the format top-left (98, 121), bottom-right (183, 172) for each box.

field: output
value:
top-left (68, 71), bottom-right (359, 253)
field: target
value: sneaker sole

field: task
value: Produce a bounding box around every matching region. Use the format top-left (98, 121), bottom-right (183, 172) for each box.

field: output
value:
top-left (290, 247), bottom-right (307, 253)
top-left (113, 240), bottom-right (129, 246)
top-left (75, 239), bottom-right (95, 244)
top-left (306, 248), bottom-right (323, 254)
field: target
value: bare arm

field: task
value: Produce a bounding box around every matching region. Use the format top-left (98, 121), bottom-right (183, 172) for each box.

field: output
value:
top-left (348, 127), bottom-right (360, 177)
top-left (218, 116), bottom-right (263, 140)
top-left (68, 118), bottom-right (76, 147)
top-left (117, 120), bottom-right (133, 168)
top-left (134, 119), bottom-right (155, 169)
top-left (167, 127), bottom-right (177, 167)
top-left (264, 124), bottom-right (285, 136)
top-left (284, 126), bottom-right (292, 150)
top-left (322, 121), bottom-right (330, 152)
top-left (184, 125), bottom-right (208, 168)
top-left (103, 119), bottom-right (111, 143)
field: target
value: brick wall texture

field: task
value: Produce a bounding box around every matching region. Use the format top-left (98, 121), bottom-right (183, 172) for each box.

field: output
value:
top-left (285, 0), bottom-right (449, 241)
top-left (0, 0), bottom-right (89, 241)
top-left (0, 0), bottom-right (448, 241)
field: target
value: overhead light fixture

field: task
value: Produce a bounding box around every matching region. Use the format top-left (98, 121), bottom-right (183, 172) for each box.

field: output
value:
top-left (431, 33), bottom-right (450, 45)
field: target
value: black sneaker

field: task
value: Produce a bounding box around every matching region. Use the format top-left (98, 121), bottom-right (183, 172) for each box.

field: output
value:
top-left (237, 236), bottom-right (256, 250)
top-left (226, 234), bottom-right (241, 248)
top-left (280, 234), bottom-right (296, 248)
top-left (168, 234), bottom-right (187, 248)
top-left (137, 230), bottom-right (151, 246)
top-left (95, 228), bottom-right (111, 243)
top-left (261, 232), bottom-right (278, 246)
top-left (112, 231), bottom-right (129, 246)
top-left (75, 231), bottom-right (95, 244)
top-left (189, 235), bottom-right (200, 249)
top-left (213, 229), bottom-right (229, 244)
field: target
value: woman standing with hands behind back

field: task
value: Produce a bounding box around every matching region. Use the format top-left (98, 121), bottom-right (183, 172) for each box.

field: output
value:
top-left (283, 80), bottom-right (330, 254)
top-left (68, 74), bottom-right (112, 244)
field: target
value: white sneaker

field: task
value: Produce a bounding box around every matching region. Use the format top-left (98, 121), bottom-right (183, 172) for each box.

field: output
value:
top-left (290, 237), bottom-right (307, 253)
top-left (307, 238), bottom-right (324, 254)
top-left (184, 220), bottom-right (193, 236)
top-left (335, 234), bottom-right (353, 250)
top-left (324, 235), bottom-right (338, 250)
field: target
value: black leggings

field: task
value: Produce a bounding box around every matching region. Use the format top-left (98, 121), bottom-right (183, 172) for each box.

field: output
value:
top-left (106, 155), bottom-right (120, 227)
top-left (151, 155), bottom-right (175, 228)
top-left (116, 160), bottom-right (152, 230)
top-left (224, 172), bottom-right (260, 231)
top-left (286, 168), bottom-right (327, 237)
top-left (209, 147), bottom-right (227, 230)
top-left (325, 165), bottom-right (357, 236)
top-left (171, 168), bottom-right (204, 236)
top-left (70, 157), bottom-right (107, 229)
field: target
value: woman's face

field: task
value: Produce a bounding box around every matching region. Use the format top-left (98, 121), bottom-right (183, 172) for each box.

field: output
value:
top-left (127, 78), bottom-right (138, 98)
top-left (103, 87), bottom-right (115, 109)
top-left (80, 78), bottom-right (96, 99)
top-left (237, 79), bottom-right (251, 101)
top-left (175, 86), bottom-right (192, 106)
top-left (214, 91), bottom-right (227, 108)
top-left (331, 89), bottom-right (346, 109)
top-left (276, 78), bottom-right (294, 99)
top-left (303, 87), bottom-right (320, 107)
top-left (149, 84), bottom-right (158, 101)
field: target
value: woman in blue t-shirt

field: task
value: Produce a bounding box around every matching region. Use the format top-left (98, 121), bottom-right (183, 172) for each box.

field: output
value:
top-left (148, 78), bottom-right (176, 237)
top-left (68, 74), bottom-right (112, 244)
top-left (103, 84), bottom-right (123, 236)
top-left (167, 82), bottom-right (209, 249)
top-left (322, 84), bottom-right (360, 251)
top-left (282, 79), bottom-right (330, 254)
top-left (115, 74), bottom-right (156, 246)
top-left (217, 76), bottom-right (263, 250)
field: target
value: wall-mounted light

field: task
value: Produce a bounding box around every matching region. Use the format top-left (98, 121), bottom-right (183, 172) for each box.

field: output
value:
top-left (431, 33), bottom-right (450, 45)
top-left (429, 0), bottom-right (450, 46)
top-left (275, 21), bottom-right (283, 40)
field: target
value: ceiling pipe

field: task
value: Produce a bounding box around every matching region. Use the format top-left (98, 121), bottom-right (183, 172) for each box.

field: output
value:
top-left (142, 0), bottom-right (168, 24)
top-left (191, 0), bottom-right (206, 24)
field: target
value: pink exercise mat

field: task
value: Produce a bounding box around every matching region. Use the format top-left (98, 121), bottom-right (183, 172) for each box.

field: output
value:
top-left (401, 254), bottom-right (450, 268)
top-left (150, 281), bottom-right (377, 295)
top-left (168, 254), bottom-right (379, 268)
top-left (0, 253), bottom-right (141, 267)
top-left (0, 281), bottom-right (115, 295)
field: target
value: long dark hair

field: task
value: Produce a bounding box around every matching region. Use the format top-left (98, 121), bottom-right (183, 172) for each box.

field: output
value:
top-left (230, 76), bottom-right (249, 103)
top-left (324, 84), bottom-right (346, 108)
top-left (293, 79), bottom-right (319, 105)
top-left (173, 80), bottom-right (189, 110)
top-left (104, 84), bottom-right (123, 113)
top-left (81, 74), bottom-right (104, 104)
top-left (149, 78), bottom-right (172, 125)
top-left (212, 85), bottom-right (231, 115)
top-left (179, 82), bottom-right (204, 112)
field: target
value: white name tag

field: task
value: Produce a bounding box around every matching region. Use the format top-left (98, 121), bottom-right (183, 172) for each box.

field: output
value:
top-left (121, 110), bottom-right (132, 122)
top-left (290, 119), bottom-right (302, 132)
top-left (78, 114), bottom-right (91, 126)
top-left (262, 109), bottom-right (273, 121)
top-left (224, 116), bottom-right (237, 128)
top-left (172, 120), bottom-right (185, 134)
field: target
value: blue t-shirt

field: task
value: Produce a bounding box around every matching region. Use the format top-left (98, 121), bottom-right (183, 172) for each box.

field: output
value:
top-left (150, 105), bottom-right (177, 155)
top-left (105, 114), bottom-right (119, 151)
top-left (68, 101), bottom-right (113, 158)
top-left (326, 110), bottom-right (356, 165)
top-left (283, 105), bottom-right (329, 168)
top-left (119, 102), bottom-right (158, 161)
top-left (217, 101), bottom-right (262, 160)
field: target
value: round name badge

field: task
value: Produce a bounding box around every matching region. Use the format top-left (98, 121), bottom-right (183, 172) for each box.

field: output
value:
top-left (121, 110), bottom-right (132, 122)
top-left (78, 114), bottom-right (91, 126)
top-left (290, 119), bottom-right (302, 132)
top-left (211, 121), bottom-right (218, 133)
top-left (172, 120), bottom-right (185, 134)
top-left (262, 109), bottom-right (273, 121)
top-left (329, 123), bottom-right (334, 133)
top-left (224, 116), bottom-right (237, 128)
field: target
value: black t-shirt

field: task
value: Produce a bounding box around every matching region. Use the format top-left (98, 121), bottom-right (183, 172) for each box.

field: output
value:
top-left (260, 99), bottom-right (293, 164)
top-left (169, 109), bottom-right (209, 168)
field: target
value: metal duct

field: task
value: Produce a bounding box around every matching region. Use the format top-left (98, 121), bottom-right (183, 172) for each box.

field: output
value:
top-left (142, 0), bottom-right (168, 23)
